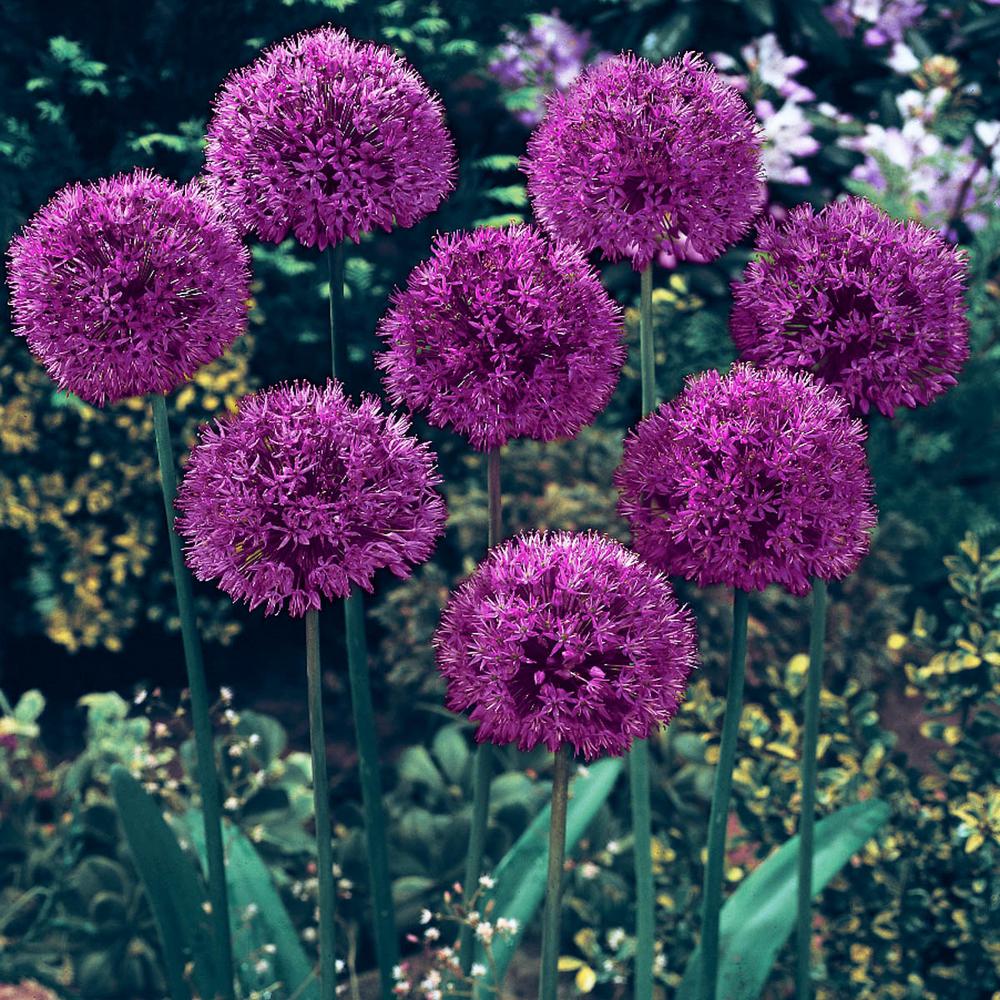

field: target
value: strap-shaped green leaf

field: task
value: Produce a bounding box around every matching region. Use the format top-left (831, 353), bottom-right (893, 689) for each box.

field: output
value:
top-left (677, 799), bottom-right (891, 1000)
top-left (180, 809), bottom-right (321, 1000)
top-left (475, 757), bottom-right (624, 994)
top-left (110, 766), bottom-right (226, 1000)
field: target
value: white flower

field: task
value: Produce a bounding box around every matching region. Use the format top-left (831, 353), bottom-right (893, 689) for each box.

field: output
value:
top-left (887, 41), bottom-right (919, 74)
top-left (336, 959), bottom-right (345, 973)
top-left (244, 903), bottom-right (259, 919)
top-left (474, 921), bottom-right (494, 943)
top-left (470, 963), bottom-right (487, 978)
top-left (254, 959), bottom-right (270, 975)
top-left (420, 908), bottom-right (433, 925)
top-left (478, 874), bottom-right (496, 889)
top-left (608, 927), bottom-right (626, 950)
top-left (495, 917), bottom-right (519, 937)
top-left (220, 686), bottom-right (233, 703)
top-left (579, 861), bottom-right (600, 880)
top-left (424, 927), bottom-right (440, 942)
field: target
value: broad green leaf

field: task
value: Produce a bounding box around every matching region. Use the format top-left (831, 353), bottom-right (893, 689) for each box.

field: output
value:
top-left (180, 810), bottom-right (320, 1000)
top-left (475, 758), bottom-right (623, 994)
top-left (677, 799), bottom-right (891, 1000)
top-left (110, 766), bottom-right (225, 1000)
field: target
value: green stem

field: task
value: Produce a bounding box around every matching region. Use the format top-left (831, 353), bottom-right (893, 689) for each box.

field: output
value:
top-left (628, 260), bottom-right (657, 1000)
top-left (639, 262), bottom-right (655, 415)
top-left (345, 589), bottom-right (398, 999)
top-left (460, 448), bottom-right (501, 975)
top-left (796, 577), bottom-right (828, 1000)
top-left (700, 588), bottom-right (750, 1000)
top-left (305, 610), bottom-right (337, 1000)
top-left (538, 745), bottom-right (572, 1000)
top-left (150, 393), bottom-right (234, 1000)
top-left (327, 243), bottom-right (346, 381)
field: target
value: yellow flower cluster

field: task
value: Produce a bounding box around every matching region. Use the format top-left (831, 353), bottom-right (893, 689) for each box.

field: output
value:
top-left (0, 331), bottom-right (257, 651)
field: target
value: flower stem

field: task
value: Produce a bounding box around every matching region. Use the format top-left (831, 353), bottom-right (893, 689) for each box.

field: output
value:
top-left (150, 392), bottom-right (234, 1000)
top-left (305, 609), bottom-right (338, 1000)
top-left (327, 244), bottom-right (346, 381)
top-left (639, 262), bottom-right (655, 415)
top-left (796, 577), bottom-right (828, 1000)
top-left (345, 588), bottom-right (398, 999)
top-left (538, 744), bottom-right (572, 1000)
top-left (700, 588), bottom-right (750, 1000)
top-left (630, 260), bottom-right (658, 1000)
top-left (460, 448), bottom-right (501, 975)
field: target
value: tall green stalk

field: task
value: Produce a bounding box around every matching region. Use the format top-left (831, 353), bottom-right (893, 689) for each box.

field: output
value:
top-left (630, 261), bottom-right (657, 1000)
top-left (700, 588), bottom-right (750, 1000)
top-left (538, 744), bottom-right (572, 1000)
top-left (327, 243), bottom-right (346, 381)
top-left (460, 448), bottom-right (501, 975)
top-left (325, 242), bottom-right (397, 999)
top-left (796, 577), bottom-right (828, 1000)
top-left (305, 610), bottom-right (337, 1000)
top-left (150, 392), bottom-right (234, 1000)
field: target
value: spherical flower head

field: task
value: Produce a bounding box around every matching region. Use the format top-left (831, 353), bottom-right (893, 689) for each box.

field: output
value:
top-left (7, 169), bottom-right (250, 406)
top-left (522, 52), bottom-right (765, 270)
top-left (176, 380), bottom-right (447, 617)
top-left (435, 531), bottom-right (698, 759)
top-left (730, 198), bottom-right (969, 417)
top-left (205, 26), bottom-right (457, 250)
top-left (615, 365), bottom-right (876, 596)
top-left (376, 225), bottom-right (625, 451)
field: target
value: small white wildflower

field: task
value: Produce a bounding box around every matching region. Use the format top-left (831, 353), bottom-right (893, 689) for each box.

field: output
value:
top-left (478, 874), bottom-right (495, 889)
top-left (419, 908), bottom-right (433, 925)
top-left (579, 861), bottom-right (599, 880)
top-left (392, 965), bottom-right (404, 982)
top-left (248, 732), bottom-right (261, 746)
top-left (302, 927), bottom-right (317, 942)
top-left (228, 743), bottom-right (244, 758)
top-left (608, 927), bottom-right (626, 950)
top-left (474, 921), bottom-right (494, 943)
top-left (496, 917), bottom-right (519, 937)
top-left (263, 943), bottom-right (277, 954)
top-left (220, 686), bottom-right (233, 703)
top-left (335, 959), bottom-right (345, 973)
top-left (133, 689), bottom-right (148, 705)
top-left (254, 959), bottom-right (270, 975)
top-left (423, 926), bottom-right (440, 942)
top-left (470, 963), bottom-right (487, 979)
top-left (224, 796), bottom-right (239, 811)
top-left (606, 840), bottom-right (621, 855)
top-left (244, 903), bottom-right (259, 920)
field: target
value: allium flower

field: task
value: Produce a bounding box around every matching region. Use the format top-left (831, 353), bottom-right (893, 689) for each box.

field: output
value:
top-left (615, 365), bottom-right (876, 596)
top-left (522, 52), bottom-right (764, 270)
top-left (376, 225), bottom-right (625, 451)
top-left (205, 26), bottom-right (456, 249)
top-left (176, 380), bottom-right (447, 616)
top-left (435, 531), bottom-right (697, 759)
top-left (731, 198), bottom-right (969, 416)
top-left (489, 12), bottom-right (607, 127)
top-left (7, 169), bottom-right (249, 406)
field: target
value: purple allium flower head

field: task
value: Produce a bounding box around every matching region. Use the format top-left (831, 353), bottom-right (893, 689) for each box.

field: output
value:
top-left (7, 169), bottom-right (250, 406)
top-left (522, 52), bottom-right (765, 271)
top-left (615, 365), bottom-right (876, 596)
top-left (435, 531), bottom-right (698, 759)
top-left (204, 26), bottom-right (456, 250)
top-left (731, 198), bottom-right (969, 416)
top-left (376, 225), bottom-right (625, 451)
top-left (176, 380), bottom-right (447, 617)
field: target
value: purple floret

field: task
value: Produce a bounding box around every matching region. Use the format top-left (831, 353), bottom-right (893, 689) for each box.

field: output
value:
top-left (522, 51), bottom-right (765, 270)
top-left (615, 365), bottom-right (877, 596)
top-left (376, 225), bottom-right (625, 451)
top-left (7, 169), bottom-right (250, 406)
top-left (731, 198), bottom-right (969, 416)
top-left (176, 380), bottom-right (447, 617)
top-left (435, 531), bottom-right (698, 759)
top-left (205, 26), bottom-right (457, 250)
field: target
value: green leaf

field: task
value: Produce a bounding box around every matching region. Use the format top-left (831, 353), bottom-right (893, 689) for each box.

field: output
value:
top-left (475, 758), bottom-right (623, 992)
top-left (676, 799), bottom-right (891, 1000)
top-left (431, 724), bottom-right (469, 785)
top-left (109, 766), bottom-right (225, 1000)
top-left (179, 810), bottom-right (320, 1000)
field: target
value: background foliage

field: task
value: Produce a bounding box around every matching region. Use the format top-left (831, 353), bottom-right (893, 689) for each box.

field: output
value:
top-left (0, 0), bottom-right (998, 997)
